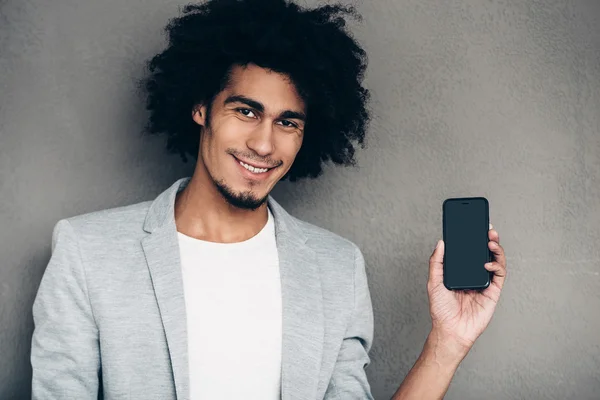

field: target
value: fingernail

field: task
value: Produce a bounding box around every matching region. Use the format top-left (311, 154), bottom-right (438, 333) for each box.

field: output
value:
top-left (489, 223), bottom-right (493, 230)
top-left (436, 240), bottom-right (442, 249)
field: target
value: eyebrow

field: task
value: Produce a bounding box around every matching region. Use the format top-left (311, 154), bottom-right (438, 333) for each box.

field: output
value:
top-left (223, 94), bottom-right (306, 122)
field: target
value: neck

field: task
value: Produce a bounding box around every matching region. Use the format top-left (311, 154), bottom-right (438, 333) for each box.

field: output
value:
top-left (174, 170), bottom-right (269, 244)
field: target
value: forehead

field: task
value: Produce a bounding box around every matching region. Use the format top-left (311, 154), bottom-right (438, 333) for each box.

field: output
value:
top-left (221, 63), bottom-right (305, 112)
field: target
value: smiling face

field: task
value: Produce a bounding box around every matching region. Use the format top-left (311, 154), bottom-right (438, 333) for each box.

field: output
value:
top-left (192, 63), bottom-right (306, 210)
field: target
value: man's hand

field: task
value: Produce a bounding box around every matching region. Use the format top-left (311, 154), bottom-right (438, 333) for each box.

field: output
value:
top-left (390, 225), bottom-right (507, 400)
top-left (427, 223), bottom-right (507, 352)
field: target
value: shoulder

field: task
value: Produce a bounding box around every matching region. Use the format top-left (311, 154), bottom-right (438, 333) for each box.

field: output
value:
top-left (56, 199), bottom-right (152, 241)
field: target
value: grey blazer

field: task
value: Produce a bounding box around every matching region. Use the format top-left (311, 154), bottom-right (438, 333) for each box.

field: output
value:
top-left (31, 176), bottom-right (374, 400)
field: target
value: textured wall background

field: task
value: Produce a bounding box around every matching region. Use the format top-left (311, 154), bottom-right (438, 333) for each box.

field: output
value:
top-left (1, 0), bottom-right (599, 399)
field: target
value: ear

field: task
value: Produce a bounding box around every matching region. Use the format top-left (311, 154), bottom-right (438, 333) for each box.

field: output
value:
top-left (191, 104), bottom-right (208, 127)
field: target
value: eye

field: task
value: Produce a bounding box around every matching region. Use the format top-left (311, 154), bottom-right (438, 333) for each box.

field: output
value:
top-left (237, 108), bottom-right (256, 118)
top-left (278, 120), bottom-right (299, 129)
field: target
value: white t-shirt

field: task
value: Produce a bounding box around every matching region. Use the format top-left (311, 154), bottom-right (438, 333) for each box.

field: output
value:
top-left (178, 208), bottom-right (282, 399)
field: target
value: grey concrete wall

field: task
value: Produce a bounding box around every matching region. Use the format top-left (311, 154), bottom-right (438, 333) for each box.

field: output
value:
top-left (1, 0), bottom-right (599, 398)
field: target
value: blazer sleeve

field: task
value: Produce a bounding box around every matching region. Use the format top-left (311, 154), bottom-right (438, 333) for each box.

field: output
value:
top-left (324, 244), bottom-right (375, 399)
top-left (31, 219), bottom-right (101, 399)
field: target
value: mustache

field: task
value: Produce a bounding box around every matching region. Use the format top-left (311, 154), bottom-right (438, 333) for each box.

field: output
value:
top-left (227, 149), bottom-right (282, 168)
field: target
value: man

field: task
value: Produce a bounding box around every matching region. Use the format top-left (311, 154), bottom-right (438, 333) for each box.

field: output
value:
top-left (31, 0), bottom-right (507, 399)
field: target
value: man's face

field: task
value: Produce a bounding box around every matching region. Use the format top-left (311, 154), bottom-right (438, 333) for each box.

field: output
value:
top-left (192, 63), bottom-right (306, 210)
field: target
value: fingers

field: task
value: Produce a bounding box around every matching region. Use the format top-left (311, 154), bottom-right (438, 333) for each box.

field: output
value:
top-left (488, 238), bottom-right (505, 268)
top-left (430, 224), bottom-right (506, 291)
top-left (486, 224), bottom-right (507, 289)
top-left (488, 223), bottom-right (499, 244)
top-left (485, 260), bottom-right (507, 289)
top-left (428, 240), bottom-right (444, 287)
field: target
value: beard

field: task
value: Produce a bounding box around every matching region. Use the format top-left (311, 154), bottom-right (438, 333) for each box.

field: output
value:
top-left (213, 177), bottom-right (268, 211)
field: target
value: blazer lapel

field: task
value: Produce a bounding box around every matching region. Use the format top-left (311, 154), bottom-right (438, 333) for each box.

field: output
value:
top-left (140, 177), bottom-right (325, 400)
top-left (268, 197), bottom-right (325, 400)
top-left (141, 177), bottom-right (192, 400)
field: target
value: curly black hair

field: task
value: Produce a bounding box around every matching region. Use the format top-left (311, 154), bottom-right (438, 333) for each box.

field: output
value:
top-left (137, 0), bottom-right (371, 181)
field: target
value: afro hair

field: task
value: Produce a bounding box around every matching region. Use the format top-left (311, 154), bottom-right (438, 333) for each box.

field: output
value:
top-left (137, 0), bottom-right (371, 181)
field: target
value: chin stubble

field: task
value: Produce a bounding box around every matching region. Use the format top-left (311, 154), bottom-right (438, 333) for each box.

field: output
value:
top-left (213, 178), bottom-right (268, 211)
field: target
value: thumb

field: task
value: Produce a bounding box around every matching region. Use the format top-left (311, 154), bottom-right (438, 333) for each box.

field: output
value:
top-left (428, 240), bottom-right (445, 285)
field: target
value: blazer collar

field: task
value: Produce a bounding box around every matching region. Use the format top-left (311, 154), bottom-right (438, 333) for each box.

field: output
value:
top-left (143, 176), bottom-right (307, 242)
top-left (141, 176), bottom-right (324, 400)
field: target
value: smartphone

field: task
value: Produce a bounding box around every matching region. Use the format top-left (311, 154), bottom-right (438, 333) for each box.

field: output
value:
top-left (442, 197), bottom-right (493, 290)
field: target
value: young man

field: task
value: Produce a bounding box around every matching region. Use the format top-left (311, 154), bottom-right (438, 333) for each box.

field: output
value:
top-left (31, 0), bottom-right (507, 399)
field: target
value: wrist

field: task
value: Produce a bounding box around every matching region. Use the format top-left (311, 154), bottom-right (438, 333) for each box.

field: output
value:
top-left (421, 329), bottom-right (471, 368)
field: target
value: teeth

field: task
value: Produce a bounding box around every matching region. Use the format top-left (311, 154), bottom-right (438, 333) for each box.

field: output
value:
top-left (239, 161), bottom-right (269, 174)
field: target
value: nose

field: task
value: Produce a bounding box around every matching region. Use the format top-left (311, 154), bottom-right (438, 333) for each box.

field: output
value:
top-left (246, 120), bottom-right (275, 157)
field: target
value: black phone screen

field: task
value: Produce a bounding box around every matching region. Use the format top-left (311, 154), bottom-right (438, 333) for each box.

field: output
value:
top-left (442, 197), bottom-right (491, 290)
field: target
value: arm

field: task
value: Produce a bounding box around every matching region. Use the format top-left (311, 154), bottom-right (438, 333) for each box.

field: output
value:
top-left (390, 228), bottom-right (508, 399)
top-left (390, 329), bottom-right (469, 400)
top-left (31, 219), bottom-right (101, 399)
top-left (324, 245), bottom-right (375, 399)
